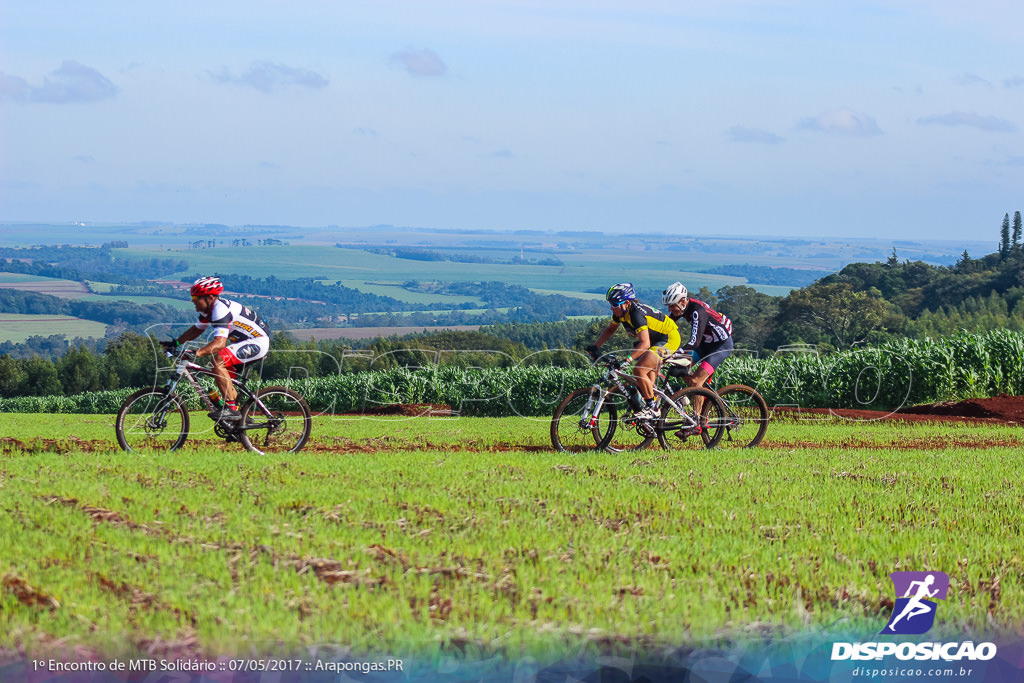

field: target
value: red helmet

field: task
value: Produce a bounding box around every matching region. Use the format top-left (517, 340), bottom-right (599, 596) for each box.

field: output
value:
top-left (190, 276), bottom-right (224, 297)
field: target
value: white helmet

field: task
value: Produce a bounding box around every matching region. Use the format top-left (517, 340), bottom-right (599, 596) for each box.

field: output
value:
top-left (662, 282), bottom-right (688, 305)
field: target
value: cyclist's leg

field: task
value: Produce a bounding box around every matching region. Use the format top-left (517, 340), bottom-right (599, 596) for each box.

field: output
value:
top-left (630, 342), bottom-right (671, 401)
top-left (688, 338), bottom-right (734, 411)
top-left (214, 337), bottom-right (270, 404)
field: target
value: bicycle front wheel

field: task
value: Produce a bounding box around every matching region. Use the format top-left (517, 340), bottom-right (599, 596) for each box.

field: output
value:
top-left (658, 387), bottom-right (726, 451)
top-left (115, 388), bottom-right (189, 452)
top-left (551, 387), bottom-right (608, 452)
top-left (716, 384), bottom-right (770, 448)
top-left (239, 386), bottom-right (312, 454)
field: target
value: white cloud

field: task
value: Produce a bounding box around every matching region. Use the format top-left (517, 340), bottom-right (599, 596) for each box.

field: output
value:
top-left (209, 61), bottom-right (328, 92)
top-left (0, 61), bottom-right (117, 104)
top-left (390, 48), bottom-right (447, 77)
top-left (953, 73), bottom-right (992, 88)
top-left (726, 126), bottom-right (785, 144)
top-left (916, 112), bottom-right (1017, 132)
top-left (797, 109), bottom-right (882, 137)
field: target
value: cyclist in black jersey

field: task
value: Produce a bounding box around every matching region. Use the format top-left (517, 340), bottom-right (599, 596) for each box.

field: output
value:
top-left (662, 281), bottom-right (734, 395)
top-left (586, 282), bottom-right (681, 420)
top-left (162, 276), bottom-right (271, 421)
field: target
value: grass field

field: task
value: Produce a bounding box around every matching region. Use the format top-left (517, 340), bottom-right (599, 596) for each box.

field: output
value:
top-left (2, 412), bottom-right (1021, 669)
top-left (0, 313), bottom-right (107, 343)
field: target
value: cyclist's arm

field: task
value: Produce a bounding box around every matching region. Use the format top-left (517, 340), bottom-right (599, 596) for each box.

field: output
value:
top-left (173, 325), bottom-right (226, 359)
top-left (176, 326), bottom-right (204, 345)
top-left (194, 336), bottom-right (227, 359)
top-left (593, 321), bottom-right (620, 349)
top-left (682, 308), bottom-right (708, 351)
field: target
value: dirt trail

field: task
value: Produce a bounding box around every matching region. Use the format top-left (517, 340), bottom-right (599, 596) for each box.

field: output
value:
top-left (772, 394), bottom-right (1024, 425)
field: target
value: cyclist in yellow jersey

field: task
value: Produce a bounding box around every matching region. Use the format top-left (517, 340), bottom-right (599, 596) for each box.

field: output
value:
top-left (586, 282), bottom-right (681, 420)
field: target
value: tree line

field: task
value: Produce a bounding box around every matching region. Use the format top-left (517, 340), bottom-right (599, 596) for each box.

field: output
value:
top-left (0, 243), bottom-right (187, 282)
top-left (0, 288), bottom-right (183, 328)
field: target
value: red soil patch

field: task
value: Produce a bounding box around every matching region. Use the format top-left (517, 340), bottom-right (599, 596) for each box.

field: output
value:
top-left (774, 394), bottom-right (1024, 424)
top-left (358, 403), bottom-right (454, 416)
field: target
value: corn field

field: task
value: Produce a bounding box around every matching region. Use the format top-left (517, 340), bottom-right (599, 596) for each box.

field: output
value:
top-left (2, 331), bottom-right (1021, 415)
top-left (716, 330), bottom-right (1024, 411)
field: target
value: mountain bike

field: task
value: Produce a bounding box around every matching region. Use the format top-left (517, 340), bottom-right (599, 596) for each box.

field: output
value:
top-left (659, 353), bottom-right (770, 448)
top-left (115, 346), bottom-right (312, 455)
top-left (550, 355), bottom-right (726, 453)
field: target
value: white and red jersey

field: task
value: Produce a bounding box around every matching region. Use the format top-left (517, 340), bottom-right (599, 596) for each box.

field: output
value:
top-left (194, 298), bottom-right (270, 344)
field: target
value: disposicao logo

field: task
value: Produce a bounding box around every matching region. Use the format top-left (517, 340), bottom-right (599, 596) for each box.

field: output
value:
top-left (882, 571), bottom-right (949, 635)
top-left (831, 570), bottom-right (998, 663)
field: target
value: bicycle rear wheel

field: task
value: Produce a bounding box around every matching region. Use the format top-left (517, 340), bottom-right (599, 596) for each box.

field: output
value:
top-left (115, 388), bottom-right (189, 452)
top-left (239, 386), bottom-right (312, 454)
top-left (716, 384), bottom-right (770, 448)
top-left (658, 387), bottom-right (726, 451)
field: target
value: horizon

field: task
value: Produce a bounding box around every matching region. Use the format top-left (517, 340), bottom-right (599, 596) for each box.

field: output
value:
top-left (0, 220), bottom-right (996, 256)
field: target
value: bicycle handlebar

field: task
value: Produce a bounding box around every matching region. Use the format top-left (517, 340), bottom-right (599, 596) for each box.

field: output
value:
top-left (164, 348), bottom-right (198, 366)
top-left (594, 354), bottom-right (628, 370)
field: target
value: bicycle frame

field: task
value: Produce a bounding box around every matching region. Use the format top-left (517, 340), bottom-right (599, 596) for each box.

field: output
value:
top-left (577, 363), bottom-right (637, 425)
top-left (550, 354), bottom-right (727, 452)
top-left (581, 359), bottom-right (699, 435)
top-left (159, 351), bottom-right (275, 434)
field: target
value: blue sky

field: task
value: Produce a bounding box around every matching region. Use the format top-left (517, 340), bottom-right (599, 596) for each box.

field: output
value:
top-left (2, 1), bottom-right (1023, 240)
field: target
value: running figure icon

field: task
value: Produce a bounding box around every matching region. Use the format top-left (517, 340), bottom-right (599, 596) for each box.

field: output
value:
top-left (887, 574), bottom-right (939, 631)
top-left (882, 571), bottom-right (950, 635)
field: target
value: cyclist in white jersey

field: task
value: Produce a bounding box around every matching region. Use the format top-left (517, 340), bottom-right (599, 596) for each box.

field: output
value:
top-left (164, 276), bottom-right (271, 421)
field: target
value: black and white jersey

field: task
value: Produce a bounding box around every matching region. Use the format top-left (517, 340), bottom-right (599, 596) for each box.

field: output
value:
top-left (195, 298), bottom-right (270, 343)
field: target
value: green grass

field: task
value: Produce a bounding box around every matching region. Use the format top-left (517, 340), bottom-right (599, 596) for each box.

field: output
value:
top-left (0, 313), bottom-right (107, 343)
top-left (1, 413), bottom-right (1022, 664)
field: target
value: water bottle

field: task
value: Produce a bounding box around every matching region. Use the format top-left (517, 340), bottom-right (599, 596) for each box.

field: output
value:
top-left (627, 386), bottom-right (645, 411)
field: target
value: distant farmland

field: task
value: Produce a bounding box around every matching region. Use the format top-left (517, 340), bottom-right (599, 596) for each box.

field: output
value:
top-left (288, 325), bottom-right (481, 340)
top-left (0, 273), bottom-right (90, 298)
top-left (0, 313), bottom-right (107, 342)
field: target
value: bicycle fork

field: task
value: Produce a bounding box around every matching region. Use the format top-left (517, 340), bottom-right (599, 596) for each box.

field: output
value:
top-left (578, 386), bottom-right (607, 429)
